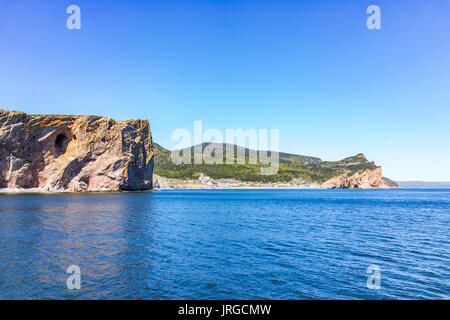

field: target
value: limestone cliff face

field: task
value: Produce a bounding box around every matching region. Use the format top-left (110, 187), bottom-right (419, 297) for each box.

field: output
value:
top-left (0, 110), bottom-right (154, 191)
top-left (321, 167), bottom-right (382, 189)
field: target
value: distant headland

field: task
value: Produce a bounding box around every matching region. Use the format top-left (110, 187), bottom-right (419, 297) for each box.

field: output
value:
top-left (153, 143), bottom-right (398, 190)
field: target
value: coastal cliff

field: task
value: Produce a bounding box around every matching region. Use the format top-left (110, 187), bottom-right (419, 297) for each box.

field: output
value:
top-left (321, 167), bottom-right (382, 189)
top-left (0, 110), bottom-right (154, 192)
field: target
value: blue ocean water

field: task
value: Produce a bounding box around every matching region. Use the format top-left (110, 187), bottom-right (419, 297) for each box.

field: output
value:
top-left (0, 189), bottom-right (448, 299)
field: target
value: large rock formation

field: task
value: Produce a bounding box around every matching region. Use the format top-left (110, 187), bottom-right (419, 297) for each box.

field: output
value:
top-left (321, 167), bottom-right (382, 189)
top-left (0, 110), bottom-right (154, 191)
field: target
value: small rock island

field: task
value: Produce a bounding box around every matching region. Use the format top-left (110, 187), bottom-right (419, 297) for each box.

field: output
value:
top-left (0, 110), bottom-right (154, 192)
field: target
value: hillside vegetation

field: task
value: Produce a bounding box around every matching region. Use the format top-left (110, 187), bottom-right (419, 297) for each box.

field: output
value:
top-left (154, 143), bottom-right (382, 184)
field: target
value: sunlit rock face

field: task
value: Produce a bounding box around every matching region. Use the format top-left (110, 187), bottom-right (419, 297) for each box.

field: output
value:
top-left (321, 167), bottom-right (383, 189)
top-left (0, 110), bottom-right (154, 191)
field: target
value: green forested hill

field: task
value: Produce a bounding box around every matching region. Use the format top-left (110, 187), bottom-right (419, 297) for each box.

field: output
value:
top-left (153, 143), bottom-right (381, 184)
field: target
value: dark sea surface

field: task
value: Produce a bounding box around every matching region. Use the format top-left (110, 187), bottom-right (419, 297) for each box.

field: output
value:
top-left (0, 189), bottom-right (448, 299)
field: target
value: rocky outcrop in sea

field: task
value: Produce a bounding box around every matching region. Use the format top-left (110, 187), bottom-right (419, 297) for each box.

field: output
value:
top-left (0, 110), bottom-right (154, 192)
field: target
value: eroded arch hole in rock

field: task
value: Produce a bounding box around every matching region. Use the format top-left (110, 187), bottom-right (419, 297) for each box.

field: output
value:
top-left (55, 133), bottom-right (68, 154)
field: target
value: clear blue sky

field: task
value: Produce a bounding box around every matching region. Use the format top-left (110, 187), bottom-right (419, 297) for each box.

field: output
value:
top-left (1, 0), bottom-right (449, 181)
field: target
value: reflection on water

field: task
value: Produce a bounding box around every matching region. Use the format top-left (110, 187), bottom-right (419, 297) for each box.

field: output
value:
top-left (0, 189), bottom-right (449, 299)
top-left (0, 193), bottom-right (158, 299)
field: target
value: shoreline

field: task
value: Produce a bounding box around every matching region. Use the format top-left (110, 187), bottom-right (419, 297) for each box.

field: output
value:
top-left (0, 188), bottom-right (153, 194)
top-left (1, 187), bottom-right (446, 194)
top-left (0, 186), bottom-right (396, 194)
top-left (156, 186), bottom-right (401, 190)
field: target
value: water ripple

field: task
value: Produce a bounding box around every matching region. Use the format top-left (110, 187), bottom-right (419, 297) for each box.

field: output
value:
top-left (0, 189), bottom-right (449, 299)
